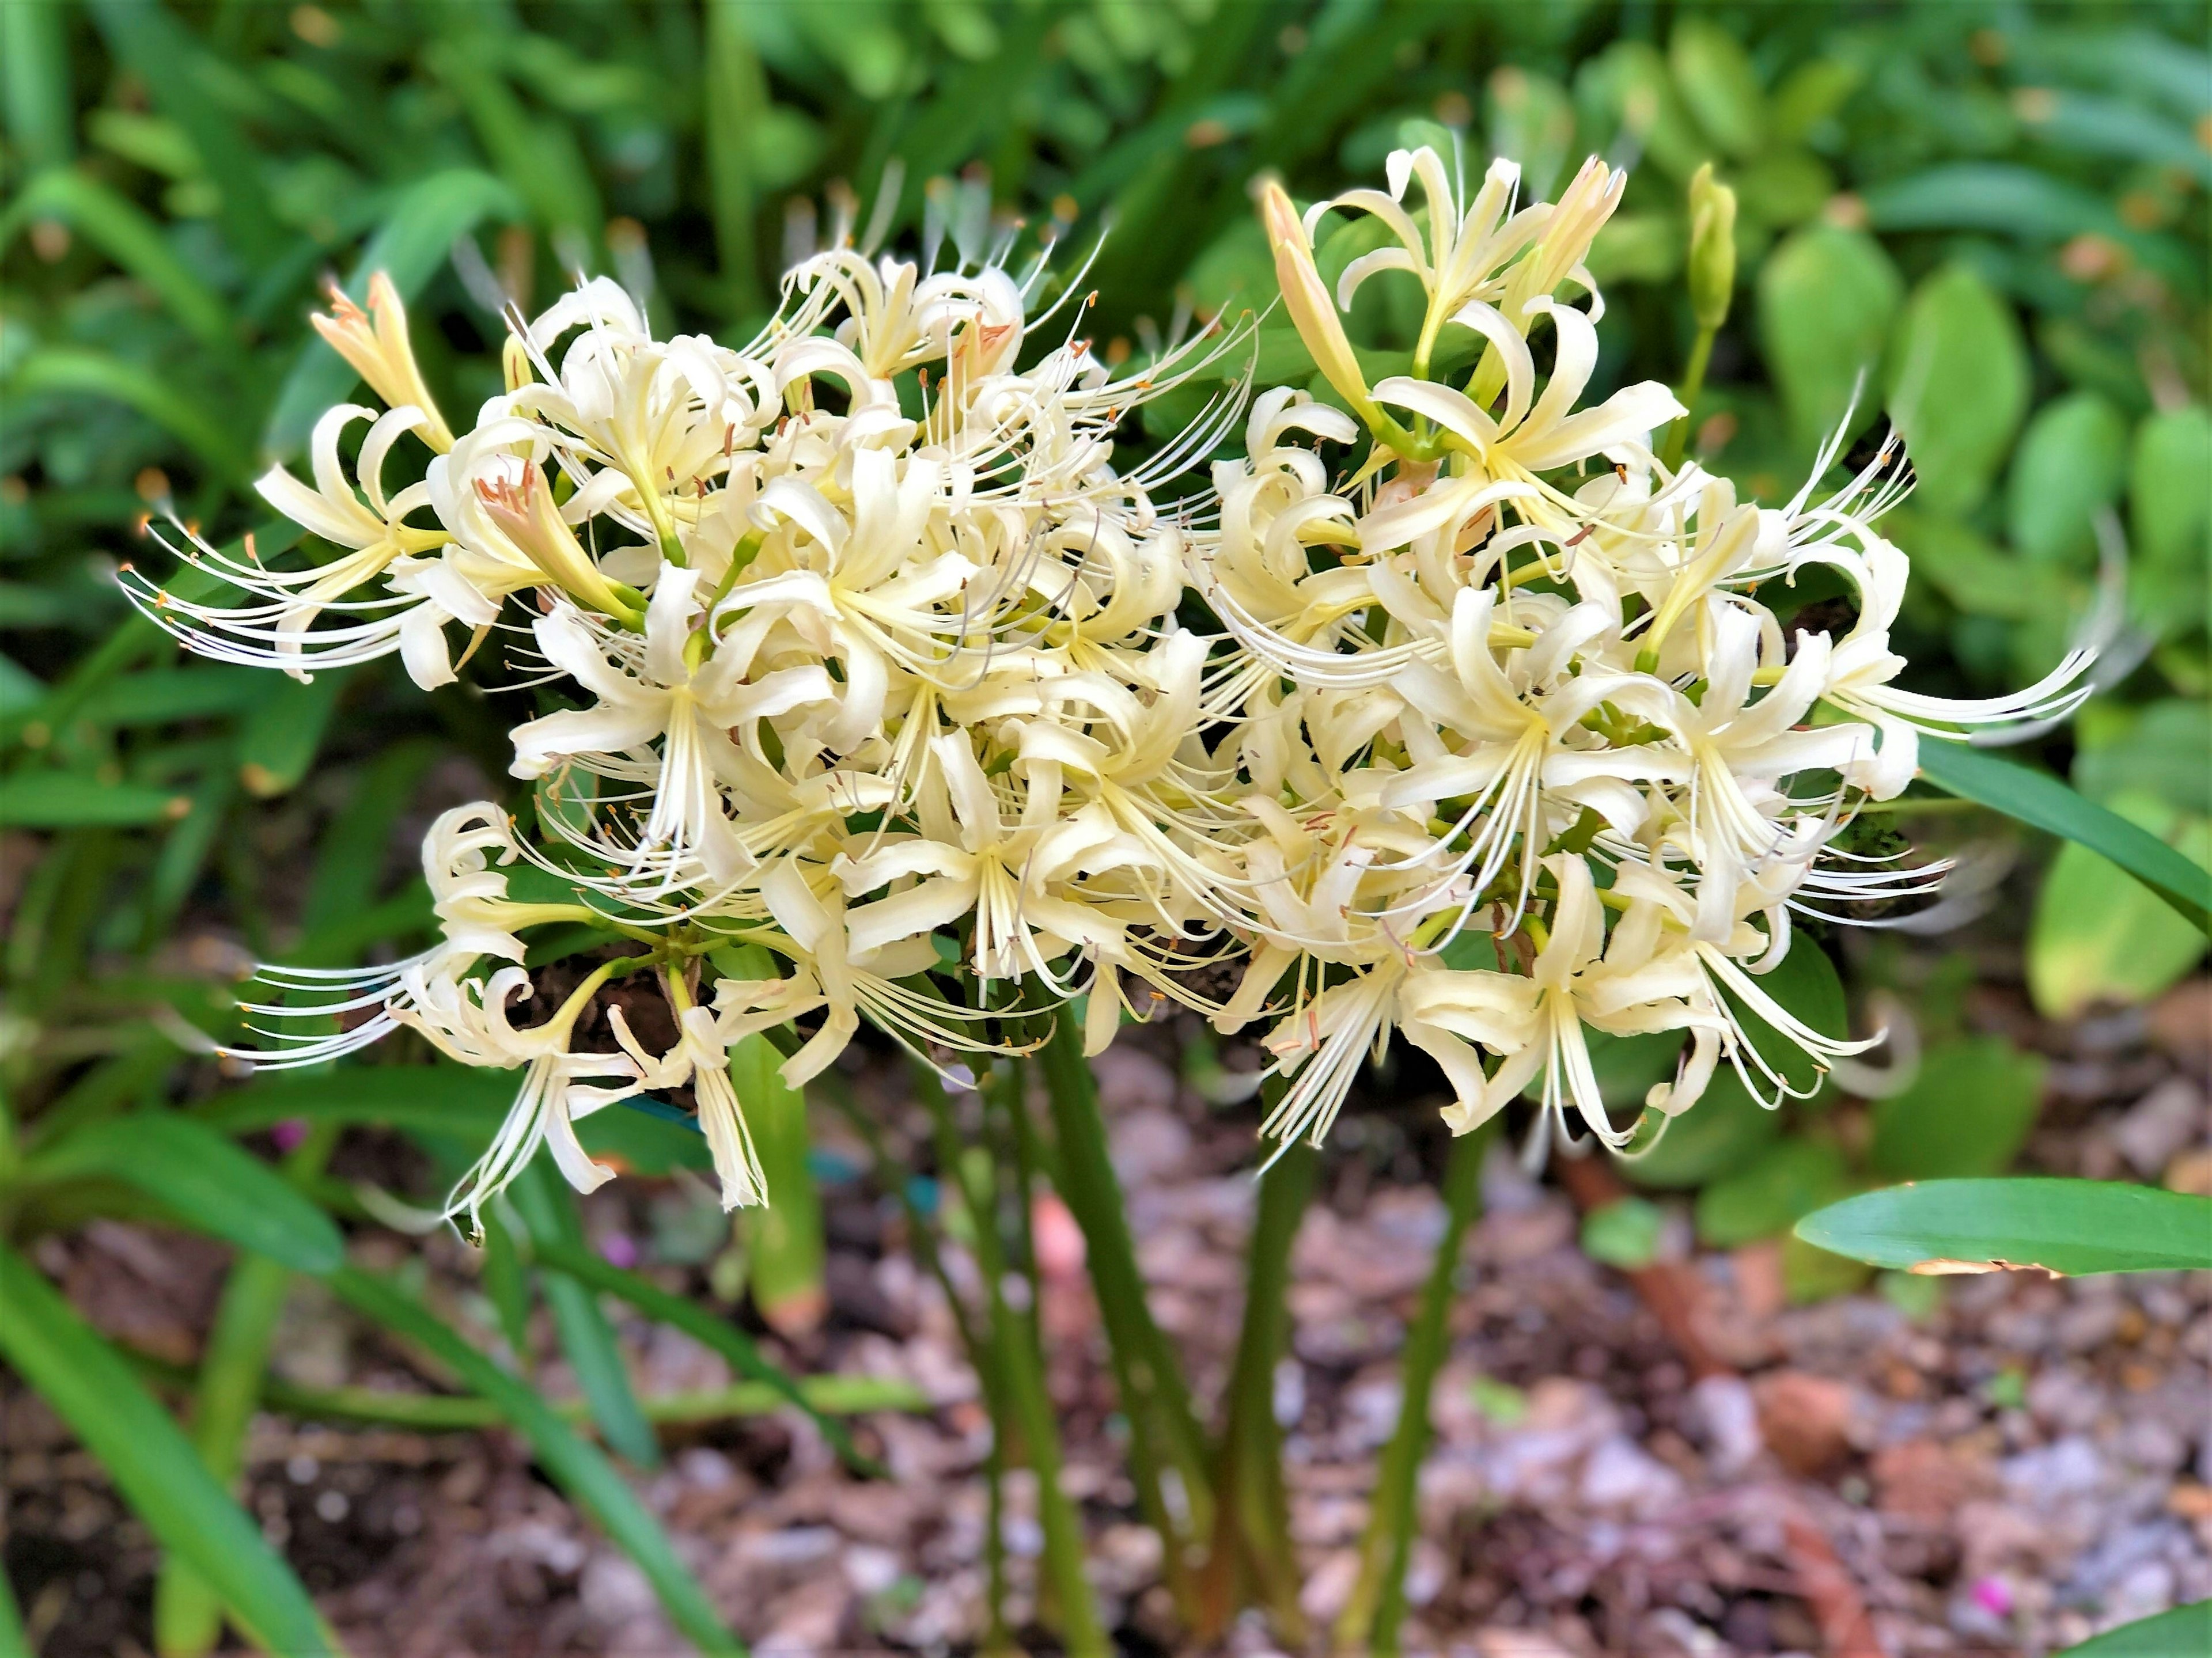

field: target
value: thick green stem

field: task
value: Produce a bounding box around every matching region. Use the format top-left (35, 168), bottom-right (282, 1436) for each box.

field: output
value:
top-left (1199, 1121), bottom-right (1315, 1644)
top-left (1035, 1008), bottom-right (1214, 1593)
top-left (1659, 325), bottom-right (1715, 471)
top-left (914, 1060), bottom-right (1106, 1657)
top-left (153, 1121), bottom-right (339, 1658)
top-left (1335, 1121), bottom-right (1497, 1655)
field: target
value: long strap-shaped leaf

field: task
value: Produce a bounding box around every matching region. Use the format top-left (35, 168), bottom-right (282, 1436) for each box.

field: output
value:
top-left (527, 1235), bottom-right (889, 1480)
top-left (324, 1268), bottom-right (744, 1656)
top-left (1797, 1179), bottom-right (2212, 1276)
top-left (20, 1112), bottom-right (344, 1274)
top-left (0, 1243), bottom-right (338, 1657)
top-left (1918, 739), bottom-right (2211, 934)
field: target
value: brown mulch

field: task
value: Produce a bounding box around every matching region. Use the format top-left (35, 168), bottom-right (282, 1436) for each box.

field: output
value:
top-left (4, 974), bottom-right (2207, 1658)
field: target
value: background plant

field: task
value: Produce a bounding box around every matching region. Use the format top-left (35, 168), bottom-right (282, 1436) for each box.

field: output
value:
top-left (1, 3), bottom-right (2207, 1655)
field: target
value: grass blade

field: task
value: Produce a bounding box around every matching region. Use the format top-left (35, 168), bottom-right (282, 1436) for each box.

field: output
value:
top-left (526, 1235), bottom-right (888, 1480)
top-left (1918, 738), bottom-right (2211, 934)
top-left (325, 1268), bottom-right (742, 1655)
top-left (0, 771), bottom-right (191, 828)
top-left (0, 0), bottom-right (74, 173)
top-left (0, 171), bottom-right (230, 347)
top-left (512, 1161), bottom-right (662, 1469)
top-left (154, 1122), bottom-right (340, 1658)
top-left (6, 347), bottom-right (253, 481)
top-left (22, 1112), bottom-right (344, 1274)
top-left (1797, 1179), bottom-right (2212, 1276)
top-left (0, 1242), bottom-right (337, 1656)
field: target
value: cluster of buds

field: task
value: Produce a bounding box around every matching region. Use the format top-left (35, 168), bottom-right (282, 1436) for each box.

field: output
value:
top-left (135, 146), bottom-right (2088, 1230)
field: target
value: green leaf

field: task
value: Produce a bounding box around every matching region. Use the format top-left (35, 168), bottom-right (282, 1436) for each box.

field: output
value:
top-left (2059, 1602), bottom-right (2212, 1657)
top-left (1884, 264), bottom-right (2028, 517)
top-left (0, 0), bottom-right (74, 172)
top-left (2028, 799), bottom-right (2210, 1019)
top-left (1917, 739), bottom-right (2212, 935)
top-left (199, 1065), bottom-right (513, 1137)
top-left (236, 665), bottom-right (348, 797)
top-left (0, 171), bottom-right (230, 348)
top-left (1756, 223), bottom-right (1902, 454)
top-left (733, 1034), bottom-right (826, 1334)
top-left (0, 772), bottom-right (191, 828)
top-left (1580, 1196), bottom-right (1664, 1268)
top-left (81, 666), bottom-right (270, 727)
top-left (1669, 18), bottom-right (1765, 158)
top-left (511, 1162), bottom-right (661, 1470)
top-left (24, 1113), bottom-right (344, 1274)
top-left (324, 1268), bottom-right (743, 1657)
top-left (1862, 164), bottom-right (2124, 242)
top-left (2007, 392), bottom-right (2129, 566)
top-left (6, 347), bottom-right (253, 481)
top-left (0, 1243), bottom-right (335, 1656)
top-left (527, 1235), bottom-right (887, 1481)
top-left (2130, 406), bottom-right (2212, 569)
top-left (262, 169), bottom-right (524, 459)
top-left (1696, 1138), bottom-right (1854, 1247)
top-left (1796, 1179), bottom-right (2212, 1276)
top-left (1868, 1036), bottom-right (2046, 1181)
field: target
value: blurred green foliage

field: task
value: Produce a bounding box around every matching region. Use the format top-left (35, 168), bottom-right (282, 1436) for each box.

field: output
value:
top-left (1, 1), bottom-right (2207, 1645)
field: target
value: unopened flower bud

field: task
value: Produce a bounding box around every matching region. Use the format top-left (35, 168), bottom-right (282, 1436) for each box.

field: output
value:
top-left (1259, 181), bottom-right (1380, 431)
top-left (310, 271), bottom-right (456, 452)
top-left (1687, 162), bottom-right (1738, 333)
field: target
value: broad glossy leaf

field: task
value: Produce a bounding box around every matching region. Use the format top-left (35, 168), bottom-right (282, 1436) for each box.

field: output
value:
top-left (1580, 1197), bottom-right (1663, 1268)
top-left (1868, 1036), bottom-right (2046, 1181)
top-left (2130, 406), bottom-right (2212, 570)
top-left (2058, 1601), bottom-right (2212, 1657)
top-left (1731, 150), bottom-right (1835, 229)
top-left (1669, 18), bottom-right (1765, 157)
top-left (0, 772), bottom-right (190, 828)
top-left (24, 1113), bottom-right (343, 1274)
top-left (1917, 739), bottom-right (2212, 934)
top-left (2006, 392), bottom-right (2128, 566)
top-left (1756, 225), bottom-right (1902, 454)
top-left (263, 169), bottom-right (524, 458)
top-left (326, 1268), bottom-right (741, 1656)
top-left (2028, 798), bottom-right (2209, 1019)
top-left (1696, 1137), bottom-right (1854, 1247)
top-left (1796, 1179), bottom-right (2212, 1276)
top-left (0, 1244), bottom-right (334, 1656)
top-left (1885, 264), bottom-right (2028, 516)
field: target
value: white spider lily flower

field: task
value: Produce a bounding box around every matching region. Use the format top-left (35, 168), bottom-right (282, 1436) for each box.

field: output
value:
top-left (411, 961), bottom-right (643, 1238)
top-left (1643, 606), bottom-right (1875, 939)
top-left (837, 735), bottom-right (1127, 985)
top-left (218, 804), bottom-right (589, 1071)
top-left (310, 271), bottom-right (456, 452)
top-left (607, 1002), bottom-right (768, 1211)
top-left (1815, 538), bottom-right (2093, 798)
top-left (1364, 301), bottom-right (1683, 551)
top-left (1377, 589), bottom-right (1685, 908)
top-left (120, 404), bottom-right (450, 680)
top-left (509, 571), bottom-right (837, 883)
top-left (1468, 858), bottom-right (1713, 1159)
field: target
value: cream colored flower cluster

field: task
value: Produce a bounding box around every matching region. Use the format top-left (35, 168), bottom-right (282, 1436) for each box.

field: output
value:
top-left (140, 146), bottom-right (2086, 1228)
